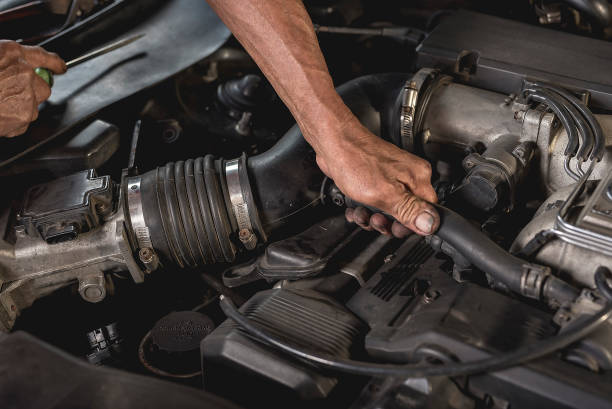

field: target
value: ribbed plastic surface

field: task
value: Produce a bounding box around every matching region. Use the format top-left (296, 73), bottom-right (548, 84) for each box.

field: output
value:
top-left (240, 290), bottom-right (361, 358)
top-left (202, 289), bottom-right (363, 399)
top-left (370, 239), bottom-right (434, 301)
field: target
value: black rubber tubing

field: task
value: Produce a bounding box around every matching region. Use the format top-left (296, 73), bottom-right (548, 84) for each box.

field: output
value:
top-left (434, 205), bottom-right (524, 293)
top-left (219, 295), bottom-right (612, 378)
top-left (533, 82), bottom-right (605, 161)
top-left (344, 198), bottom-right (579, 305)
top-left (525, 89), bottom-right (580, 158)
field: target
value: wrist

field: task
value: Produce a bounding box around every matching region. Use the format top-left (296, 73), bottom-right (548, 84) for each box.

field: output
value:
top-left (300, 103), bottom-right (373, 154)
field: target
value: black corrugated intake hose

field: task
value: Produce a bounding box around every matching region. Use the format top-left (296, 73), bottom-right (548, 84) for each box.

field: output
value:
top-left (138, 155), bottom-right (238, 268)
top-left (134, 73), bottom-right (410, 267)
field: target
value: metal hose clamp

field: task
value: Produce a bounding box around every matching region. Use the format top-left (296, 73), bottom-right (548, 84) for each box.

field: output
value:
top-left (225, 156), bottom-right (257, 250)
top-left (400, 68), bottom-right (443, 151)
top-left (127, 177), bottom-right (153, 250)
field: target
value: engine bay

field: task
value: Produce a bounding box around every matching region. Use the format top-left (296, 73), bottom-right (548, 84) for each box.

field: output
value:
top-left (1, 1), bottom-right (612, 408)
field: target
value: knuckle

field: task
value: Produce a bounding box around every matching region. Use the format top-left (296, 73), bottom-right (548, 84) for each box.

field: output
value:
top-left (0, 41), bottom-right (21, 60)
top-left (393, 194), bottom-right (419, 224)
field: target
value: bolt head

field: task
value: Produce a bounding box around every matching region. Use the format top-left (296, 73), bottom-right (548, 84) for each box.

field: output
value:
top-left (139, 247), bottom-right (155, 264)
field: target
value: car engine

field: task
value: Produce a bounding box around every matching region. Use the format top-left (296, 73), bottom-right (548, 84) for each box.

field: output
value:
top-left (1, 1), bottom-right (612, 408)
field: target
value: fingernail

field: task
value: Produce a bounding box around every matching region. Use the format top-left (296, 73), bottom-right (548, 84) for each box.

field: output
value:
top-left (415, 212), bottom-right (434, 234)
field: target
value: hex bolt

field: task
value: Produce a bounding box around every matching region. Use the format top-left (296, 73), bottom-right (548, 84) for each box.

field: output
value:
top-left (139, 247), bottom-right (159, 273)
top-left (79, 274), bottom-right (106, 303)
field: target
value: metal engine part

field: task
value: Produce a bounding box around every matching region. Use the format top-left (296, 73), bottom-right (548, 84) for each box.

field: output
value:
top-left (406, 74), bottom-right (612, 194)
top-left (513, 173), bottom-right (612, 288)
top-left (1, 68), bottom-right (611, 332)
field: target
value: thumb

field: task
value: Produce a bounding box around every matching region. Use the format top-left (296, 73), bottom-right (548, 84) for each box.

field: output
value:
top-left (392, 191), bottom-right (440, 236)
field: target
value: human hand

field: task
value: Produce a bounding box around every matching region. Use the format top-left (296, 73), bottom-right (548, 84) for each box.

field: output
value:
top-left (0, 40), bottom-right (66, 137)
top-left (315, 116), bottom-right (439, 237)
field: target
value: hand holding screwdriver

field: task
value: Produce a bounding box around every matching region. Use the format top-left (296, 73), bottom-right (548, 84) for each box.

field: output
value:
top-left (0, 40), bottom-right (66, 138)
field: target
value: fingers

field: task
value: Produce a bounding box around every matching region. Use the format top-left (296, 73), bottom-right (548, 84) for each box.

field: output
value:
top-left (21, 45), bottom-right (67, 74)
top-left (392, 192), bottom-right (439, 236)
top-left (369, 213), bottom-right (392, 235)
top-left (391, 221), bottom-right (412, 238)
top-left (345, 207), bottom-right (394, 236)
top-left (31, 72), bottom-right (51, 104)
top-left (352, 206), bottom-right (373, 231)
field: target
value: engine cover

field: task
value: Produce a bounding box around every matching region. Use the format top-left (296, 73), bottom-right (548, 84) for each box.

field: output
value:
top-left (348, 236), bottom-right (612, 409)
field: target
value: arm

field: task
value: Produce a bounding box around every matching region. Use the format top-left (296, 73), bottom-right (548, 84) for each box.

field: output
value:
top-left (0, 40), bottom-right (66, 137)
top-left (206, 0), bottom-right (439, 236)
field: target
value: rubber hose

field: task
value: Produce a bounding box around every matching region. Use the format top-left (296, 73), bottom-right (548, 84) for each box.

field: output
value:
top-left (139, 155), bottom-right (237, 267)
top-left (136, 74), bottom-right (410, 266)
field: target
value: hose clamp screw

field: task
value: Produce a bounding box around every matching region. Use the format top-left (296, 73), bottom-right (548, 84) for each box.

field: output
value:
top-left (139, 247), bottom-right (159, 273)
top-left (239, 229), bottom-right (257, 250)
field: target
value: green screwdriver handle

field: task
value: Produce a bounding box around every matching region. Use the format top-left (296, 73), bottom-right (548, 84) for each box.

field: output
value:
top-left (34, 67), bottom-right (54, 88)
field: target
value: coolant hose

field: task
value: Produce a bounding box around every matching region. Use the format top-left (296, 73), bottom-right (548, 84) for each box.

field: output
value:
top-left (434, 205), bottom-right (579, 305)
top-left (343, 196), bottom-right (579, 305)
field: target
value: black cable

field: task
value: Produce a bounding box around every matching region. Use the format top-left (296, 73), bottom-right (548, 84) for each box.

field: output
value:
top-left (595, 267), bottom-right (612, 301)
top-left (533, 82), bottom-right (605, 161)
top-left (524, 90), bottom-right (579, 157)
top-left (219, 295), bottom-right (612, 378)
top-left (541, 88), bottom-right (594, 161)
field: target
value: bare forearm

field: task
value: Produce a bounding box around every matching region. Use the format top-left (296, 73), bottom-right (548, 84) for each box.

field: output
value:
top-left (206, 0), bottom-right (353, 152)
top-left (207, 0), bottom-right (440, 236)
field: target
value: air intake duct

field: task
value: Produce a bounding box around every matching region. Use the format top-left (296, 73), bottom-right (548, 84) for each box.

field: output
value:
top-left (125, 73), bottom-right (410, 267)
top-left (127, 155), bottom-right (260, 267)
